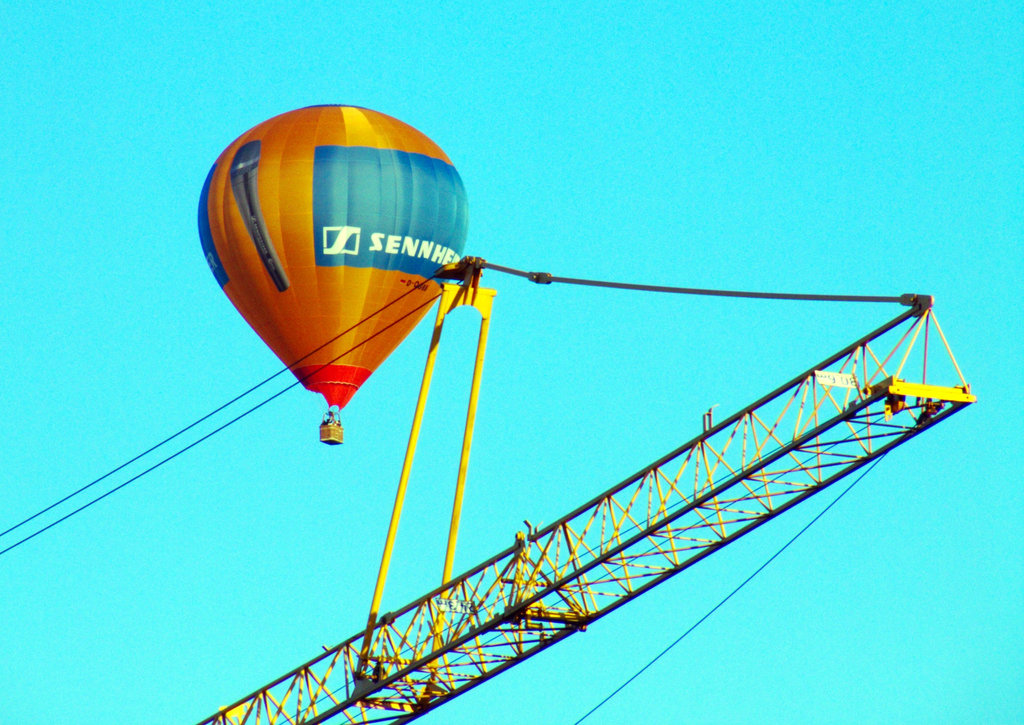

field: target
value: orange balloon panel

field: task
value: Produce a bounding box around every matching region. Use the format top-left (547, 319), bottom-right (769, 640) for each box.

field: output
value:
top-left (198, 106), bottom-right (468, 408)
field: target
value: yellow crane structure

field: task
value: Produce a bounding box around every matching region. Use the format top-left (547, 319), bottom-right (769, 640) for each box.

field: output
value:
top-left (199, 260), bottom-right (974, 725)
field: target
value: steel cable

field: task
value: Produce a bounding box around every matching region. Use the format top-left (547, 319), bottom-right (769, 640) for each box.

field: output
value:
top-left (571, 452), bottom-right (887, 724)
top-left (472, 259), bottom-right (918, 306)
top-left (0, 283), bottom-right (442, 558)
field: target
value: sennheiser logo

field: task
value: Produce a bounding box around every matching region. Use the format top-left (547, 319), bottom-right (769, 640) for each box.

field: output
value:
top-left (322, 226), bottom-right (361, 255)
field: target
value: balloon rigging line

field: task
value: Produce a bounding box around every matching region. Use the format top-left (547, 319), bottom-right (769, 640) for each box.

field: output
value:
top-left (476, 259), bottom-right (916, 306)
top-left (571, 452), bottom-right (888, 724)
top-left (0, 289), bottom-right (442, 560)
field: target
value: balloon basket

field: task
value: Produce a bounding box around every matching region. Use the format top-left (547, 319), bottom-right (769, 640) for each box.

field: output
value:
top-left (320, 410), bottom-right (344, 445)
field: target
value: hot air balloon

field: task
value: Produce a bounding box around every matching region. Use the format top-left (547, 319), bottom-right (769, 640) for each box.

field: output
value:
top-left (198, 106), bottom-right (468, 442)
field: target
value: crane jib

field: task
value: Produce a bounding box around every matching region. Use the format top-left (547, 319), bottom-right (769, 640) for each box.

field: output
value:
top-left (200, 301), bottom-right (973, 725)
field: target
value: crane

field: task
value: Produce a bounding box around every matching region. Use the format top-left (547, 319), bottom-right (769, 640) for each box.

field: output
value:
top-left (198, 262), bottom-right (974, 725)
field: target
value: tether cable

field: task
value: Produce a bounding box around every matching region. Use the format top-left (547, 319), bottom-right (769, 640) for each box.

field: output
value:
top-left (0, 288), bottom-right (442, 559)
top-left (471, 259), bottom-right (917, 306)
top-left (0, 278), bottom-right (436, 544)
top-left (572, 452), bottom-right (888, 724)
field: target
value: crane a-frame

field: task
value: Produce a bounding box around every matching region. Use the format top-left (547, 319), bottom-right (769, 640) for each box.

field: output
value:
top-left (199, 261), bottom-right (974, 725)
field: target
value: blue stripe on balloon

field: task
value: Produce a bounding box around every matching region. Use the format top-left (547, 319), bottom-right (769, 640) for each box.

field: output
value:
top-left (313, 146), bottom-right (468, 277)
top-left (198, 164), bottom-right (230, 288)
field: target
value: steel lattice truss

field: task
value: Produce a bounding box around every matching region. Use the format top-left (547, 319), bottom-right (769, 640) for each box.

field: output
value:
top-left (200, 301), bottom-right (973, 725)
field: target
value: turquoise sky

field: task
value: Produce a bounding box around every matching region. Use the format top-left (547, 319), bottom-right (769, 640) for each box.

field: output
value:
top-left (2, 2), bottom-right (1021, 723)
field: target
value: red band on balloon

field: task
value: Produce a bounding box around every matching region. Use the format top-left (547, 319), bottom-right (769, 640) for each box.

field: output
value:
top-left (294, 364), bottom-right (372, 409)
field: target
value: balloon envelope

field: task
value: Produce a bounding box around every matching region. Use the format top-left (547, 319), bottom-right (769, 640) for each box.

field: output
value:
top-left (199, 106), bottom-right (468, 409)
